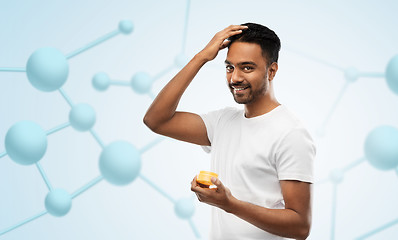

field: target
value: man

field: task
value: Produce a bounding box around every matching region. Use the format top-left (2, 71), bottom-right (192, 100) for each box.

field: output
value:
top-left (143, 23), bottom-right (315, 240)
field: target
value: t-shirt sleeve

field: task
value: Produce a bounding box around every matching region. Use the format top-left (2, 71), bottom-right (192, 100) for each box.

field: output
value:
top-left (275, 127), bottom-right (316, 183)
top-left (199, 108), bottom-right (226, 153)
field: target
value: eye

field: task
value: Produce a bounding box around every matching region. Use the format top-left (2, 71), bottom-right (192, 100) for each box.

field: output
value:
top-left (243, 66), bottom-right (253, 71)
top-left (226, 65), bottom-right (234, 73)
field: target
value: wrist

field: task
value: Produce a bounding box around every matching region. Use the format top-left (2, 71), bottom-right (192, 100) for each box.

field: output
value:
top-left (194, 52), bottom-right (210, 64)
top-left (224, 196), bottom-right (239, 214)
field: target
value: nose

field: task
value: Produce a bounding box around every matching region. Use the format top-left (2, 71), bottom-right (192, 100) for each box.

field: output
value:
top-left (229, 69), bottom-right (244, 84)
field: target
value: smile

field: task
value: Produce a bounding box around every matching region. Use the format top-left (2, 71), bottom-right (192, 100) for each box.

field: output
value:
top-left (231, 85), bottom-right (250, 93)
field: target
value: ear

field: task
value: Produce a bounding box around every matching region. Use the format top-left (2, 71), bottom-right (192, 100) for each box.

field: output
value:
top-left (268, 62), bottom-right (278, 81)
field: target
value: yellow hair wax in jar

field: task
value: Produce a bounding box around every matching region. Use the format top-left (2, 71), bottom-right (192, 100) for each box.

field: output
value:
top-left (196, 171), bottom-right (218, 188)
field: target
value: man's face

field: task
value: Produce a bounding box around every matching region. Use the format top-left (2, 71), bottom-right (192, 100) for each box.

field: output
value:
top-left (225, 41), bottom-right (270, 104)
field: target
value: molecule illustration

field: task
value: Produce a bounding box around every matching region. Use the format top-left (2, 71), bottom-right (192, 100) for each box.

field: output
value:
top-left (1, 1), bottom-right (398, 239)
top-left (0, 2), bottom-right (201, 236)
top-left (297, 48), bottom-right (398, 238)
top-left (307, 52), bottom-right (398, 136)
top-left (91, 6), bottom-right (191, 99)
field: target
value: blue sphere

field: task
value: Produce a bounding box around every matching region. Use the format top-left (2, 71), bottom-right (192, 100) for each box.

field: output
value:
top-left (130, 72), bottom-right (153, 94)
top-left (26, 47), bottom-right (69, 92)
top-left (45, 189), bottom-right (72, 217)
top-left (99, 141), bottom-right (141, 186)
top-left (329, 169), bottom-right (344, 184)
top-left (386, 54), bottom-right (398, 95)
top-left (174, 53), bottom-right (189, 68)
top-left (69, 103), bottom-right (96, 131)
top-left (5, 121), bottom-right (47, 165)
top-left (344, 67), bottom-right (359, 83)
top-left (92, 72), bottom-right (110, 91)
top-left (364, 125), bottom-right (398, 170)
top-left (118, 20), bottom-right (134, 34)
top-left (175, 197), bottom-right (195, 219)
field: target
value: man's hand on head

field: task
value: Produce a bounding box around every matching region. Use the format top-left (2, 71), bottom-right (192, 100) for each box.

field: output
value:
top-left (197, 25), bottom-right (248, 62)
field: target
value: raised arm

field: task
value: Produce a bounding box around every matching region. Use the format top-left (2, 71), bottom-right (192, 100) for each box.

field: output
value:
top-left (143, 25), bottom-right (248, 145)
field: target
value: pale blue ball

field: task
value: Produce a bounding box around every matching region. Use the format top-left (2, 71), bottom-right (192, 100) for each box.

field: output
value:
top-left (344, 67), bottom-right (359, 83)
top-left (26, 47), bottom-right (69, 92)
top-left (364, 125), bottom-right (398, 170)
top-left (5, 121), bottom-right (47, 165)
top-left (130, 72), bottom-right (153, 94)
top-left (99, 141), bottom-right (141, 185)
top-left (118, 20), bottom-right (134, 34)
top-left (329, 169), bottom-right (344, 184)
top-left (69, 103), bottom-right (96, 131)
top-left (175, 197), bottom-right (195, 219)
top-left (174, 53), bottom-right (189, 68)
top-left (386, 55), bottom-right (398, 95)
top-left (92, 72), bottom-right (110, 91)
top-left (45, 189), bottom-right (72, 217)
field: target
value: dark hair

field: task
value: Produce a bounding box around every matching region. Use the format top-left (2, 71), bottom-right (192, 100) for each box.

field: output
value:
top-left (228, 23), bottom-right (281, 65)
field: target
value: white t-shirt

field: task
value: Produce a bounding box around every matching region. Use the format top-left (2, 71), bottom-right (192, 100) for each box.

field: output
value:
top-left (200, 105), bottom-right (316, 240)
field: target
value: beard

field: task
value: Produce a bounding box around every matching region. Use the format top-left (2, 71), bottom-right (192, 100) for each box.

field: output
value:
top-left (230, 81), bottom-right (267, 104)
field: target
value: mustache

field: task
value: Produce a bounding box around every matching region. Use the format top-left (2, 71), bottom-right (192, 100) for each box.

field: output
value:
top-left (229, 83), bottom-right (251, 88)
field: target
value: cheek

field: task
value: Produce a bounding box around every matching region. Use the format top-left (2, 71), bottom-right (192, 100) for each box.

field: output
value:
top-left (248, 73), bottom-right (263, 85)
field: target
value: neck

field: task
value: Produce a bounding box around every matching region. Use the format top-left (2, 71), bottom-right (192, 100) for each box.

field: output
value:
top-left (244, 85), bottom-right (280, 118)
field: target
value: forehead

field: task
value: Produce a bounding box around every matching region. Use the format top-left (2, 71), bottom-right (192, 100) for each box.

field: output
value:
top-left (226, 42), bottom-right (268, 66)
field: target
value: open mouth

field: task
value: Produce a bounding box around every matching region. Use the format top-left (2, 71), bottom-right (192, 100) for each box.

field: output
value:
top-left (231, 85), bottom-right (250, 94)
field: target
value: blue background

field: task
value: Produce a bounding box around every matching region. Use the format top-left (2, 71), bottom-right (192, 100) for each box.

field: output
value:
top-left (1, 0), bottom-right (398, 239)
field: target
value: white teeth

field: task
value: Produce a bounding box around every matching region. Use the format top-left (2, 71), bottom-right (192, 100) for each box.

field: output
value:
top-left (233, 87), bottom-right (246, 91)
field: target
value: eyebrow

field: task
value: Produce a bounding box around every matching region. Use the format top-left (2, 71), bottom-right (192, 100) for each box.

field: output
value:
top-left (224, 60), bottom-right (257, 67)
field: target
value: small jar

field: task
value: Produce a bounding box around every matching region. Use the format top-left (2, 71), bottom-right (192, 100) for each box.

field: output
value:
top-left (196, 171), bottom-right (218, 188)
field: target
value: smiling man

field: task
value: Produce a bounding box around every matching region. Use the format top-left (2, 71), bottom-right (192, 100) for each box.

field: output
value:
top-left (143, 23), bottom-right (315, 240)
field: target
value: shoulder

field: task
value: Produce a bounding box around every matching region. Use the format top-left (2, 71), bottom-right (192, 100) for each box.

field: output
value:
top-left (275, 105), bottom-right (306, 128)
top-left (220, 107), bottom-right (242, 119)
top-left (201, 106), bottom-right (242, 122)
top-left (272, 105), bottom-right (314, 144)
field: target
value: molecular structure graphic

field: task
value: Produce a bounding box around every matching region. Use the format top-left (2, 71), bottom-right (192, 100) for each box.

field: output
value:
top-left (0, 0), bottom-right (202, 238)
top-left (91, 4), bottom-right (191, 98)
top-left (297, 48), bottom-right (398, 239)
top-left (1, 1), bottom-right (398, 239)
top-left (90, 13), bottom-right (398, 239)
top-left (294, 50), bottom-right (398, 137)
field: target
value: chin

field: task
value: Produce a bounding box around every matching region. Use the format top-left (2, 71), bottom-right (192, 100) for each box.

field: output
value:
top-left (233, 95), bottom-right (252, 104)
